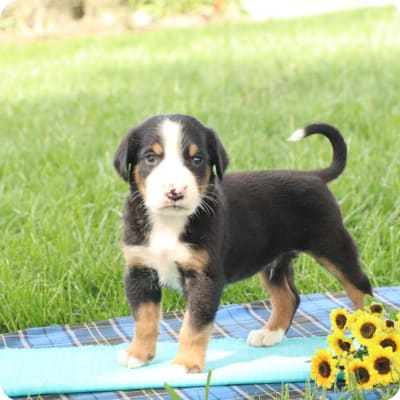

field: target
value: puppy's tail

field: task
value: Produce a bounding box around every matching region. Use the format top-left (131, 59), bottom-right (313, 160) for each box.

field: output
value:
top-left (288, 123), bottom-right (347, 183)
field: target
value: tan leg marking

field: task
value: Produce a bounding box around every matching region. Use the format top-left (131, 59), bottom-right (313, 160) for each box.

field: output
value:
top-left (122, 242), bottom-right (209, 273)
top-left (121, 243), bottom-right (148, 267)
top-left (175, 247), bottom-right (209, 273)
top-left (260, 274), bottom-right (297, 331)
top-left (131, 302), bottom-right (161, 359)
top-left (247, 274), bottom-right (295, 347)
top-left (317, 257), bottom-right (365, 309)
top-left (173, 311), bottom-right (212, 373)
top-left (119, 302), bottom-right (161, 368)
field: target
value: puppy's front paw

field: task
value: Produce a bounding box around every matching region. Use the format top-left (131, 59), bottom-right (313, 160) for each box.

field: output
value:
top-left (167, 363), bottom-right (189, 375)
top-left (247, 328), bottom-right (285, 347)
top-left (117, 349), bottom-right (147, 369)
top-left (172, 359), bottom-right (203, 374)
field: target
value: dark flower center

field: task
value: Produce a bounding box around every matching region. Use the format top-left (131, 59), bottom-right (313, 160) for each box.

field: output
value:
top-left (385, 320), bottom-right (395, 329)
top-left (354, 367), bottom-right (370, 384)
top-left (369, 304), bottom-right (383, 314)
top-left (380, 338), bottom-right (397, 352)
top-left (361, 322), bottom-right (376, 339)
top-left (339, 339), bottom-right (351, 352)
top-left (336, 314), bottom-right (347, 329)
top-left (374, 357), bottom-right (391, 375)
top-left (319, 361), bottom-right (332, 378)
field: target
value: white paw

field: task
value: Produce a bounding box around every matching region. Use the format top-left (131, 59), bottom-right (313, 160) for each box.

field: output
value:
top-left (247, 328), bottom-right (285, 347)
top-left (167, 363), bottom-right (189, 375)
top-left (117, 349), bottom-right (147, 369)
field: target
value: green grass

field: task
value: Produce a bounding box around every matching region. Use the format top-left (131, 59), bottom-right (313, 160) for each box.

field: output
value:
top-left (1, 6), bottom-right (399, 333)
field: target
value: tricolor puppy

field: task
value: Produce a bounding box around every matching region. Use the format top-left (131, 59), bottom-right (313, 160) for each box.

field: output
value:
top-left (114, 114), bottom-right (372, 373)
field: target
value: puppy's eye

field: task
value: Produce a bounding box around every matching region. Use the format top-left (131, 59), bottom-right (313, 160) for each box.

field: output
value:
top-left (144, 152), bottom-right (159, 165)
top-left (191, 155), bottom-right (203, 167)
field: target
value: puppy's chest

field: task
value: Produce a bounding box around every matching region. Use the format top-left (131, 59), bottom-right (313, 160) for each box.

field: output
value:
top-left (145, 219), bottom-right (189, 290)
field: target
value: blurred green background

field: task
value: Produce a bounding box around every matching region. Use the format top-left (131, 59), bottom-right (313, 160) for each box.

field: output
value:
top-left (0, 2), bottom-right (399, 333)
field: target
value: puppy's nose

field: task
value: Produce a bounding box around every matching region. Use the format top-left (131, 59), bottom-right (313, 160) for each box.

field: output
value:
top-left (165, 187), bottom-right (186, 202)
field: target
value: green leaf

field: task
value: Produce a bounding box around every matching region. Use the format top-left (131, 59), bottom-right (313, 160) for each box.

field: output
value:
top-left (389, 309), bottom-right (398, 321)
top-left (363, 295), bottom-right (376, 307)
top-left (164, 382), bottom-right (181, 400)
top-left (205, 369), bottom-right (212, 400)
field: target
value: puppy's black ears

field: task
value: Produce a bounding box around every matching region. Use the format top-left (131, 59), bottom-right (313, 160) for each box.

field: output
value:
top-left (206, 128), bottom-right (229, 180)
top-left (113, 128), bottom-right (138, 182)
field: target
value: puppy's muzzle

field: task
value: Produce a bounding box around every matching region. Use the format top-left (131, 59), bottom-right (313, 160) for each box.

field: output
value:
top-left (165, 186), bottom-right (187, 202)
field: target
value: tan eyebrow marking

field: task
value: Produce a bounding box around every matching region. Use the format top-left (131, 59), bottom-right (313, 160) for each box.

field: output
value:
top-left (189, 143), bottom-right (199, 157)
top-left (151, 142), bottom-right (163, 156)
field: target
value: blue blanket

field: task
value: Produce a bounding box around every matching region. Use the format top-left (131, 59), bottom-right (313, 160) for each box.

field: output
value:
top-left (0, 337), bottom-right (326, 396)
top-left (1, 286), bottom-right (399, 399)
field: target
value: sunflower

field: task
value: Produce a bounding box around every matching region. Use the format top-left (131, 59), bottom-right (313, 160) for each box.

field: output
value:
top-left (350, 313), bottom-right (381, 346)
top-left (368, 346), bottom-right (398, 385)
top-left (391, 352), bottom-right (400, 384)
top-left (345, 358), bottom-right (376, 390)
top-left (327, 331), bottom-right (355, 356)
top-left (366, 302), bottom-right (385, 317)
top-left (377, 332), bottom-right (400, 354)
top-left (347, 309), bottom-right (365, 328)
top-left (337, 352), bottom-right (353, 371)
top-left (382, 319), bottom-right (397, 333)
top-left (311, 349), bottom-right (338, 389)
top-left (330, 309), bottom-right (349, 332)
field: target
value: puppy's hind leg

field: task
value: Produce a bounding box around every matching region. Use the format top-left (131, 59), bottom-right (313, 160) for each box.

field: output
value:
top-left (247, 252), bottom-right (300, 347)
top-left (310, 228), bottom-right (373, 309)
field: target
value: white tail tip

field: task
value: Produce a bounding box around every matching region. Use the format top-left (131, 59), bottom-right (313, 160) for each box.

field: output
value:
top-left (287, 128), bottom-right (305, 142)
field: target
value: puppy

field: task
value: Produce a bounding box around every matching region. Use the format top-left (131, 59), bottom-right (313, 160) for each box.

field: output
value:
top-left (114, 114), bottom-right (372, 373)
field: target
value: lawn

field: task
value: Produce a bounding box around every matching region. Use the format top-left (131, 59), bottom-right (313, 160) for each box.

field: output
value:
top-left (0, 5), bottom-right (399, 333)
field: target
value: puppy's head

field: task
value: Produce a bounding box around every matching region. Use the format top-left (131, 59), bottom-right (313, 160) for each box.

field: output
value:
top-left (114, 114), bottom-right (229, 217)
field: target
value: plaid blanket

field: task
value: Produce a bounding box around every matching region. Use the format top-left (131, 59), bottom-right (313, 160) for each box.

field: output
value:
top-left (1, 286), bottom-right (399, 399)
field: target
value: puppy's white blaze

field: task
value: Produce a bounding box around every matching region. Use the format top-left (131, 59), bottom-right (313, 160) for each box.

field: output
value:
top-left (160, 119), bottom-right (182, 162)
top-left (287, 128), bottom-right (306, 142)
top-left (145, 118), bottom-right (201, 216)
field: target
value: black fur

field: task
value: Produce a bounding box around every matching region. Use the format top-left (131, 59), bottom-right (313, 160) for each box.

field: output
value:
top-left (124, 267), bottom-right (162, 314)
top-left (114, 114), bottom-right (373, 368)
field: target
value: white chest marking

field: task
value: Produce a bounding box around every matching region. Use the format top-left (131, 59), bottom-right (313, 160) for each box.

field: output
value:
top-left (147, 216), bottom-right (189, 290)
top-left (122, 215), bottom-right (192, 291)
